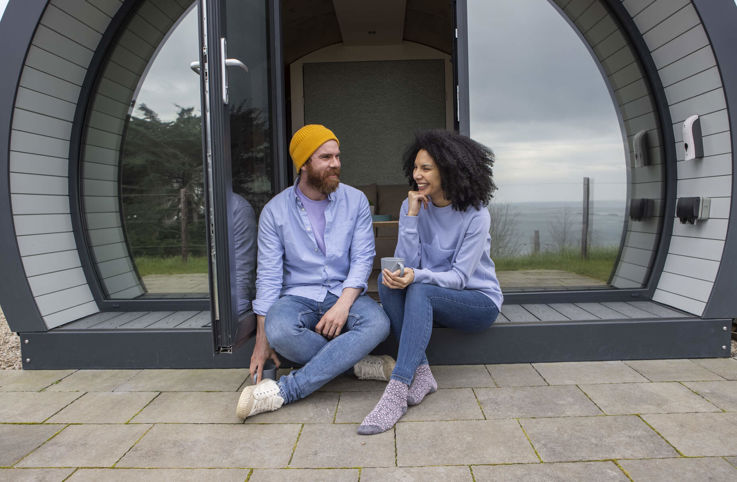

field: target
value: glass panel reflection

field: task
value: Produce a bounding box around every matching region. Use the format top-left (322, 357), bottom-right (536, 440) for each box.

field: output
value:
top-left (467, 0), bottom-right (636, 291)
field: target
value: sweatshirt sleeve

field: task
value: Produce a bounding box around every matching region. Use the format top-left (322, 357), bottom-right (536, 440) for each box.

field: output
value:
top-left (394, 199), bottom-right (421, 267)
top-left (412, 210), bottom-right (490, 290)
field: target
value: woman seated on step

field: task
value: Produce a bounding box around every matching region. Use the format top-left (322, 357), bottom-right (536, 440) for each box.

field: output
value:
top-left (358, 129), bottom-right (504, 435)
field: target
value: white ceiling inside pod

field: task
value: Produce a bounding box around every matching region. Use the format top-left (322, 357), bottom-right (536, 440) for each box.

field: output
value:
top-left (331, 0), bottom-right (406, 45)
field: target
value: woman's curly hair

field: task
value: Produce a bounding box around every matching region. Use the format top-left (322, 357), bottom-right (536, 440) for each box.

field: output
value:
top-left (402, 129), bottom-right (496, 211)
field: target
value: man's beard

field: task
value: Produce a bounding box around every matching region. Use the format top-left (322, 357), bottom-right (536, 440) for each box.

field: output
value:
top-left (306, 164), bottom-right (340, 194)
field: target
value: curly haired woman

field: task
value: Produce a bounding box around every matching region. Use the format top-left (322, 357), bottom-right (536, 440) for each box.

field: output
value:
top-left (358, 129), bottom-right (503, 435)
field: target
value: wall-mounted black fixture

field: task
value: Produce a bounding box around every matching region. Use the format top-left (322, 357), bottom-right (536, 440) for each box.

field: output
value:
top-left (683, 114), bottom-right (703, 160)
top-left (629, 198), bottom-right (655, 221)
top-left (633, 130), bottom-right (649, 167)
top-left (676, 196), bottom-right (711, 224)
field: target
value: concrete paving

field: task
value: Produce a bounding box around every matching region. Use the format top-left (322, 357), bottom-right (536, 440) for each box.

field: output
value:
top-left (2, 359), bottom-right (737, 480)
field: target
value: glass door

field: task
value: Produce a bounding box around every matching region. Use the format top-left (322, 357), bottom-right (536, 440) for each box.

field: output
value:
top-left (197, 0), bottom-right (284, 352)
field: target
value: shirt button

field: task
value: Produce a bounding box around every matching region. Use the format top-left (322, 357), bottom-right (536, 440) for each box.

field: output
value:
top-left (306, 228), bottom-right (311, 232)
top-left (314, 248), bottom-right (318, 252)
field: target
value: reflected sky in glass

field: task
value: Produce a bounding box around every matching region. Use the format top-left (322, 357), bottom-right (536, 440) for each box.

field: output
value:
top-left (468, 0), bottom-right (626, 203)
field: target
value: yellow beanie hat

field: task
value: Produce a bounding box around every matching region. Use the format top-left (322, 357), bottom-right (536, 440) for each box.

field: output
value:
top-left (289, 124), bottom-right (339, 172)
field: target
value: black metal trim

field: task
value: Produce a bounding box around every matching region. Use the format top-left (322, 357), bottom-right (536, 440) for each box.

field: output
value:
top-left (0, 0), bottom-right (49, 332)
top-left (68, 0), bottom-right (139, 307)
top-left (69, 0), bottom-right (211, 312)
top-left (455, 0), bottom-right (469, 135)
top-left (603, 0), bottom-right (677, 300)
top-left (693, 0), bottom-right (737, 319)
top-left (270, 0), bottom-right (289, 192)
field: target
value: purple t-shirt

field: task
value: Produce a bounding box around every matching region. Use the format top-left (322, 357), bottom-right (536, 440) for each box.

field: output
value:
top-left (295, 185), bottom-right (329, 254)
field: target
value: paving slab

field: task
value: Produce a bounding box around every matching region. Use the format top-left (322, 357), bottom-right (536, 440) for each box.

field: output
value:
top-left (0, 469), bottom-right (76, 481)
top-left (472, 461), bottom-right (627, 481)
top-left (642, 412), bottom-right (737, 456)
top-left (475, 385), bottom-right (601, 419)
top-left (114, 369), bottom-right (248, 392)
top-left (396, 420), bottom-right (538, 466)
top-left (46, 370), bottom-right (141, 392)
top-left (0, 392), bottom-right (81, 422)
top-left (533, 361), bottom-right (648, 385)
top-left (250, 468), bottom-right (359, 481)
top-left (0, 424), bottom-right (64, 466)
top-left (691, 358), bottom-right (737, 380)
top-left (334, 391), bottom-right (383, 423)
top-left (520, 415), bottom-right (677, 462)
top-left (290, 424), bottom-right (395, 468)
top-left (68, 468), bottom-right (251, 481)
top-left (487, 363), bottom-right (547, 387)
top-left (579, 382), bottom-right (721, 414)
top-left (429, 365), bottom-right (495, 388)
top-left (245, 392), bottom-right (339, 424)
top-left (48, 392), bottom-right (158, 423)
top-left (0, 370), bottom-right (75, 391)
top-left (403, 388), bottom-right (484, 421)
top-left (618, 457), bottom-right (737, 481)
top-left (117, 424), bottom-right (300, 468)
top-left (18, 424), bottom-right (151, 468)
top-left (318, 375), bottom-right (387, 392)
top-left (625, 359), bottom-right (724, 381)
top-left (132, 392), bottom-right (242, 424)
top-left (684, 381), bottom-right (737, 411)
top-left (362, 466), bottom-right (472, 481)
top-left (727, 456), bottom-right (737, 468)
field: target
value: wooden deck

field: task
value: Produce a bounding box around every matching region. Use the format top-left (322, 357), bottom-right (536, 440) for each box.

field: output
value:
top-left (54, 301), bottom-right (689, 332)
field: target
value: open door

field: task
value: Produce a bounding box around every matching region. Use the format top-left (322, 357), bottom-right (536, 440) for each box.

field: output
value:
top-left (196, 0), bottom-right (286, 353)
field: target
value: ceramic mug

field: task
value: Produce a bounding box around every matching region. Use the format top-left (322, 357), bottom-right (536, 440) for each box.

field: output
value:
top-left (381, 257), bottom-right (405, 276)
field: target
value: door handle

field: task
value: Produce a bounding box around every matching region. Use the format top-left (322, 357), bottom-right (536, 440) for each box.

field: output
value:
top-left (190, 61), bottom-right (201, 74)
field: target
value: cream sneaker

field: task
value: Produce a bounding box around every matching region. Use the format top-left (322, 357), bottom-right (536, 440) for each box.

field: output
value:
top-left (236, 379), bottom-right (285, 420)
top-left (353, 355), bottom-right (396, 381)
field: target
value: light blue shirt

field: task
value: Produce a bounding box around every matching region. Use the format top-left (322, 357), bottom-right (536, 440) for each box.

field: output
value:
top-left (395, 199), bottom-right (504, 310)
top-left (295, 184), bottom-right (329, 254)
top-left (253, 180), bottom-right (375, 316)
top-left (231, 192), bottom-right (257, 316)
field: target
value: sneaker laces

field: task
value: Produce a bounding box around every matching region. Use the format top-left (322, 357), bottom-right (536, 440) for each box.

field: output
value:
top-left (250, 380), bottom-right (284, 415)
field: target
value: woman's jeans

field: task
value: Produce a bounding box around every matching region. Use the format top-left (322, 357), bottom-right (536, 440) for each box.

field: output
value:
top-left (379, 281), bottom-right (499, 385)
top-left (265, 293), bottom-right (390, 404)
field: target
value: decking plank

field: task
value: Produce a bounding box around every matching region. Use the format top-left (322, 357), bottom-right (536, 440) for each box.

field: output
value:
top-left (146, 311), bottom-right (199, 329)
top-left (501, 305), bottom-right (538, 323)
top-left (549, 303), bottom-right (600, 321)
top-left (575, 302), bottom-right (630, 319)
top-left (522, 304), bottom-right (569, 322)
top-left (627, 301), bottom-right (689, 318)
top-left (119, 311), bottom-right (175, 329)
top-left (602, 301), bottom-right (655, 318)
top-left (91, 311), bottom-right (147, 329)
top-left (176, 311), bottom-right (211, 328)
top-left (56, 311), bottom-right (121, 329)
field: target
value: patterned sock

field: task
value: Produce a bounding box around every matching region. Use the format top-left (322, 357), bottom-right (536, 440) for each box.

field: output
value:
top-left (407, 364), bottom-right (438, 406)
top-left (357, 379), bottom-right (408, 435)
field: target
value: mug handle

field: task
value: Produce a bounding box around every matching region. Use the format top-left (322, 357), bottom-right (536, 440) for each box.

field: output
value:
top-left (397, 261), bottom-right (405, 277)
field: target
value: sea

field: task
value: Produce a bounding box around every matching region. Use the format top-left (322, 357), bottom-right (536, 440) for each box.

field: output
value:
top-left (489, 200), bottom-right (626, 255)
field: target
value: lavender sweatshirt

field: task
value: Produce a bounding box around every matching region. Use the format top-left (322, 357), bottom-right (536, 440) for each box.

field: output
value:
top-left (395, 198), bottom-right (503, 310)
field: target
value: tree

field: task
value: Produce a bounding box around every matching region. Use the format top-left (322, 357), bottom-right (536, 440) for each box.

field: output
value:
top-left (488, 202), bottom-right (522, 258)
top-left (547, 206), bottom-right (576, 252)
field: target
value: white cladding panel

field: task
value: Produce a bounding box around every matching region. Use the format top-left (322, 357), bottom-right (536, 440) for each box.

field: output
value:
top-left (9, 0), bottom-right (127, 327)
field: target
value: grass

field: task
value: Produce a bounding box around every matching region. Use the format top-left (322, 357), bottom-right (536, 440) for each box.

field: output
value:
top-left (134, 256), bottom-right (208, 277)
top-left (133, 247), bottom-right (619, 282)
top-left (495, 246), bottom-right (619, 282)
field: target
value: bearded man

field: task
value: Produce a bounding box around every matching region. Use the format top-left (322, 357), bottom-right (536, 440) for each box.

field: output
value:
top-left (237, 124), bottom-right (392, 419)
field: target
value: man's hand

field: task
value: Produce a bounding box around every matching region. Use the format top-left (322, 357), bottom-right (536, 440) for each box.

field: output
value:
top-left (315, 302), bottom-right (350, 339)
top-left (407, 190), bottom-right (429, 216)
top-left (249, 315), bottom-right (280, 383)
top-left (382, 267), bottom-right (415, 290)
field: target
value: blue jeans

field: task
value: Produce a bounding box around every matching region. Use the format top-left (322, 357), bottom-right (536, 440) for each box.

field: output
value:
top-left (379, 281), bottom-right (499, 385)
top-left (265, 293), bottom-right (390, 404)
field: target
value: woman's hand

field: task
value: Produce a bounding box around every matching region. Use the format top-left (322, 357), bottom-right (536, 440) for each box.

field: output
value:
top-left (382, 267), bottom-right (415, 290)
top-left (407, 191), bottom-right (428, 216)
